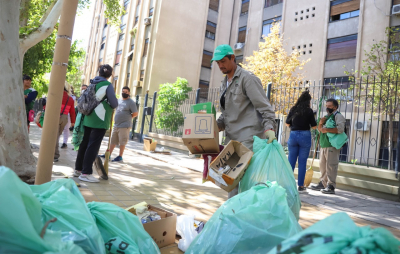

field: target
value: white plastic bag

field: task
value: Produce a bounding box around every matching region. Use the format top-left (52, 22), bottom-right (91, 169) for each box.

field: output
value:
top-left (176, 215), bottom-right (198, 252)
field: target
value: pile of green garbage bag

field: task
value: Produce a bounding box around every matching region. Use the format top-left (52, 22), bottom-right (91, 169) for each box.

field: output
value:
top-left (0, 166), bottom-right (159, 254)
top-left (88, 202), bottom-right (160, 254)
top-left (0, 166), bottom-right (85, 254)
top-left (326, 117), bottom-right (348, 149)
top-left (239, 136), bottom-right (301, 220)
top-left (267, 212), bottom-right (400, 254)
top-left (186, 182), bottom-right (302, 254)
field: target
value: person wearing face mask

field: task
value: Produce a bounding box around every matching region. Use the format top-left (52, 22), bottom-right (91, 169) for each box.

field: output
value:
top-left (310, 98), bottom-right (346, 194)
top-left (100, 86), bottom-right (138, 162)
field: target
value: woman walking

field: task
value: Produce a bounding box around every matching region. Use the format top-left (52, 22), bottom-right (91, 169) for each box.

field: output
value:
top-left (286, 90), bottom-right (317, 192)
top-left (74, 64), bottom-right (118, 182)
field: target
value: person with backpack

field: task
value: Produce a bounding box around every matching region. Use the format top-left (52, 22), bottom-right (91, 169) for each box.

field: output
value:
top-left (23, 75), bottom-right (38, 133)
top-left (54, 84), bottom-right (76, 162)
top-left (285, 91), bottom-right (317, 192)
top-left (74, 64), bottom-right (118, 183)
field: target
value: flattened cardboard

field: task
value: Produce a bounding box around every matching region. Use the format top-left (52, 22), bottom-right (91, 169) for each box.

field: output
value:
top-left (126, 205), bottom-right (177, 248)
top-left (208, 140), bottom-right (253, 192)
top-left (144, 137), bottom-right (157, 152)
top-left (182, 114), bottom-right (220, 154)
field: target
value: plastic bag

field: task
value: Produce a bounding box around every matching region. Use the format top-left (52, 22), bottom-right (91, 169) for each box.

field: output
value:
top-left (30, 179), bottom-right (106, 254)
top-left (176, 215), bottom-right (198, 252)
top-left (238, 136), bottom-right (301, 220)
top-left (0, 167), bottom-right (85, 254)
top-left (186, 182), bottom-right (302, 254)
top-left (267, 212), bottom-right (400, 254)
top-left (326, 117), bottom-right (348, 149)
top-left (88, 202), bottom-right (160, 254)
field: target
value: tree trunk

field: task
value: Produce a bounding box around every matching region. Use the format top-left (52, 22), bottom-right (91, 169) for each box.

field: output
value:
top-left (389, 114), bottom-right (394, 171)
top-left (0, 0), bottom-right (36, 178)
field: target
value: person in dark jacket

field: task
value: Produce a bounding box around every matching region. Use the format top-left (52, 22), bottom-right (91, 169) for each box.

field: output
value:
top-left (23, 75), bottom-right (38, 133)
top-left (54, 84), bottom-right (76, 162)
top-left (286, 90), bottom-right (317, 192)
top-left (74, 64), bottom-right (118, 183)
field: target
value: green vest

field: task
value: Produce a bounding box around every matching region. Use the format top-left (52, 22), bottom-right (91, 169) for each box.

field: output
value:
top-left (24, 88), bottom-right (35, 113)
top-left (319, 113), bottom-right (337, 148)
top-left (83, 81), bottom-right (113, 130)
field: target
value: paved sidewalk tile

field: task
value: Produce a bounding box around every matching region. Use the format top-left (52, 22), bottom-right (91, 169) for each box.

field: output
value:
top-left (28, 124), bottom-right (400, 238)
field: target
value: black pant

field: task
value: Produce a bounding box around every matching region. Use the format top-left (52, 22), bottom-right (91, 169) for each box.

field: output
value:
top-left (75, 126), bottom-right (107, 174)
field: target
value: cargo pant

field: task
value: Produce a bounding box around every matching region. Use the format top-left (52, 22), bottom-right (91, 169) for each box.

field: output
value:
top-left (54, 114), bottom-right (69, 159)
top-left (319, 147), bottom-right (340, 188)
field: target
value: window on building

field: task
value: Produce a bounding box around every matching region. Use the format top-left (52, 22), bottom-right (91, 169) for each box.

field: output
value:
top-left (389, 27), bottom-right (400, 61)
top-left (330, 0), bottom-right (360, 18)
top-left (323, 76), bottom-right (353, 101)
top-left (131, 44), bottom-right (135, 50)
top-left (99, 58), bottom-right (103, 62)
top-left (140, 70), bottom-right (145, 81)
top-left (236, 55), bottom-right (244, 66)
top-left (143, 39), bottom-right (149, 56)
top-left (102, 36), bottom-right (106, 42)
top-left (104, 19), bottom-right (108, 28)
top-left (100, 43), bottom-right (105, 50)
top-left (124, 0), bottom-right (130, 11)
top-left (241, 0), bottom-right (250, 15)
top-left (331, 9), bottom-right (359, 22)
top-left (209, 0), bottom-right (219, 11)
top-left (149, 7), bottom-right (154, 17)
top-left (202, 50), bottom-right (213, 68)
top-left (326, 34), bottom-right (358, 61)
top-left (134, 16), bottom-right (139, 26)
top-left (121, 14), bottom-right (128, 26)
top-left (115, 50), bottom-right (123, 65)
top-left (379, 121), bottom-right (399, 168)
top-left (262, 16), bottom-right (281, 38)
top-left (264, 0), bottom-right (283, 8)
top-left (120, 24), bottom-right (126, 30)
top-left (394, 0), bottom-right (400, 5)
top-left (238, 26), bottom-right (247, 43)
top-left (119, 34), bottom-right (125, 41)
top-left (206, 21), bottom-right (216, 40)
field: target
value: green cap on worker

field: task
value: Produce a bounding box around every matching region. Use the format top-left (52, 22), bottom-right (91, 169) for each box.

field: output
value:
top-left (211, 44), bottom-right (234, 63)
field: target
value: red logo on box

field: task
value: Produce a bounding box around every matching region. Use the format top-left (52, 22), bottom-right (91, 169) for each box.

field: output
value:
top-left (185, 129), bottom-right (191, 135)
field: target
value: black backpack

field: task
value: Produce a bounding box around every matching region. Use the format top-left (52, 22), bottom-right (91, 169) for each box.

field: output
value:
top-left (77, 81), bottom-right (106, 116)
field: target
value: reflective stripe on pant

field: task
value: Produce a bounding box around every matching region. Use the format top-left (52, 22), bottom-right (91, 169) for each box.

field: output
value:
top-left (54, 114), bottom-right (69, 159)
top-left (319, 147), bottom-right (340, 188)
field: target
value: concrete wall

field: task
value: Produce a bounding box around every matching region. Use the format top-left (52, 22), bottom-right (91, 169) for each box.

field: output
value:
top-left (200, 67), bottom-right (211, 82)
top-left (324, 58), bottom-right (356, 78)
top-left (327, 17), bottom-right (359, 39)
top-left (263, 3), bottom-right (283, 20)
top-left (204, 38), bottom-right (215, 52)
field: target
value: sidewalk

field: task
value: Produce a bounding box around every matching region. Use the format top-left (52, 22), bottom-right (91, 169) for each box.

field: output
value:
top-left (29, 124), bottom-right (400, 238)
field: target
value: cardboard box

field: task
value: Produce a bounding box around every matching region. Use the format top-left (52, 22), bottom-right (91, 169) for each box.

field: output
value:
top-left (126, 205), bottom-right (177, 248)
top-left (182, 114), bottom-right (220, 154)
top-left (144, 137), bottom-right (157, 152)
top-left (190, 102), bottom-right (216, 117)
top-left (208, 140), bottom-right (254, 192)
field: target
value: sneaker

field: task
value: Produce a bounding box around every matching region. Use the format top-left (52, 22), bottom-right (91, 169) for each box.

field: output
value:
top-left (73, 170), bottom-right (82, 177)
top-left (61, 143), bottom-right (67, 149)
top-left (321, 185), bottom-right (335, 194)
top-left (54, 158), bottom-right (59, 162)
top-left (79, 174), bottom-right (100, 183)
top-left (99, 154), bottom-right (106, 158)
top-left (112, 156), bottom-right (123, 162)
top-left (310, 181), bottom-right (324, 191)
top-left (298, 186), bottom-right (307, 192)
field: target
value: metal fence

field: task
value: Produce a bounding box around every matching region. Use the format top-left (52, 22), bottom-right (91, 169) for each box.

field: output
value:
top-left (136, 76), bottom-right (400, 171)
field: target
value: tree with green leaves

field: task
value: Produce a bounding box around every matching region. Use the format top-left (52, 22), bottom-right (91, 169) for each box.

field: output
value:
top-left (155, 78), bottom-right (193, 135)
top-left (345, 27), bottom-right (400, 170)
top-left (0, 0), bottom-right (123, 179)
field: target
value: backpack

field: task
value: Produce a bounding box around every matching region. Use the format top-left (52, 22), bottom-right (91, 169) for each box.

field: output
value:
top-left (77, 81), bottom-right (106, 116)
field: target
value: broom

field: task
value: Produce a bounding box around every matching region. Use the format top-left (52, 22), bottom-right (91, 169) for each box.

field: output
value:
top-left (103, 80), bottom-right (118, 176)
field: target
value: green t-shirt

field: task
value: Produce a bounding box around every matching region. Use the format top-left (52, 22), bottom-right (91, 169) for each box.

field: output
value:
top-left (83, 81), bottom-right (113, 130)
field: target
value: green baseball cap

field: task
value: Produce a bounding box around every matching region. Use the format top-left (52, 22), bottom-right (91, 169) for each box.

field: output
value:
top-left (211, 44), bottom-right (235, 63)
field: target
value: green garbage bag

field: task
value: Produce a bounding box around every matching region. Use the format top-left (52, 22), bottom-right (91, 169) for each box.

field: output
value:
top-left (72, 112), bottom-right (85, 151)
top-left (186, 182), bottom-right (302, 254)
top-left (238, 136), bottom-right (301, 220)
top-left (87, 202), bottom-right (160, 254)
top-left (0, 167), bottom-right (85, 254)
top-left (326, 117), bottom-right (348, 149)
top-left (267, 212), bottom-right (400, 254)
top-left (30, 179), bottom-right (106, 254)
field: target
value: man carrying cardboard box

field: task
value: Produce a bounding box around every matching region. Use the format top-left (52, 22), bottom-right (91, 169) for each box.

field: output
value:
top-left (211, 44), bottom-right (276, 198)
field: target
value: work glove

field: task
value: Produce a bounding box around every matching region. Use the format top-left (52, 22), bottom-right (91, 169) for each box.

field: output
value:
top-left (265, 130), bottom-right (277, 144)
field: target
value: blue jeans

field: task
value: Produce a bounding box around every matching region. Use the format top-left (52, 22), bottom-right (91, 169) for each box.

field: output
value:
top-left (288, 130), bottom-right (312, 187)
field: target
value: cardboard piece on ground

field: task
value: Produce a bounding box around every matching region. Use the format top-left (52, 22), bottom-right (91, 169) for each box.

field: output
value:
top-left (208, 140), bottom-right (253, 192)
top-left (160, 243), bottom-right (184, 254)
top-left (144, 137), bottom-right (157, 152)
top-left (126, 204), bottom-right (177, 248)
top-left (182, 114), bottom-right (220, 154)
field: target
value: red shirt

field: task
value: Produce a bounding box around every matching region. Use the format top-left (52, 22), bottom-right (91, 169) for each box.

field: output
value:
top-left (60, 91), bottom-right (76, 124)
